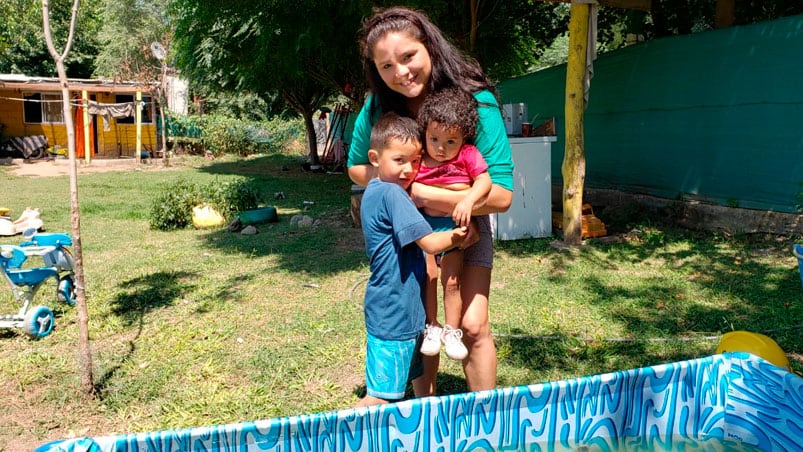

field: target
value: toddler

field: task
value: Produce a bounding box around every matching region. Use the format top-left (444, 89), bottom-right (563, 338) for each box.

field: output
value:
top-left (415, 87), bottom-right (491, 360)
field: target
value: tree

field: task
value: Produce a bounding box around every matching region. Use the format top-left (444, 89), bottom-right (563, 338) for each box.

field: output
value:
top-left (1, 0), bottom-right (100, 77)
top-left (94, 0), bottom-right (172, 165)
top-left (639, 0), bottom-right (803, 38)
top-left (171, 0), bottom-right (371, 165)
top-left (374, 0), bottom-right (567, 82)
top-left (93, 0), bottom-right (169, 81)
top-left (41, 0), bottom-right (95, 395)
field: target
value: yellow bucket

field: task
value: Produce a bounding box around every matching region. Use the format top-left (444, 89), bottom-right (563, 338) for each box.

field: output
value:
top-left (192, 204), bottom-right (225, 229)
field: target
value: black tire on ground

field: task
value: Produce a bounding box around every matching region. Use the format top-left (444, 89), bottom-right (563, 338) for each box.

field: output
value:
top-left (27, 147), bottom-right (45, 160)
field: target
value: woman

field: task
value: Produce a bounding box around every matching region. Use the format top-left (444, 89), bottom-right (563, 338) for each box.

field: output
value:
top-left (347, 6), bottom-right (514, 394)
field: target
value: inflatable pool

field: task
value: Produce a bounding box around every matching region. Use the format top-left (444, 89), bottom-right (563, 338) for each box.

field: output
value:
top-left (36, 352), bottom-right (802, 451)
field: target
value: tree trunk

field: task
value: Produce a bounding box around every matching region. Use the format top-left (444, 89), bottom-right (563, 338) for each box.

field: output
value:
top-left (42, 0), bottom-right (95, 396)
top-left (304, 112), bottom-right (320, 166)
top-left (469, 0), bottom-right (480, 52)
top-left (562, 2), bottom-right (590, 246)
top-left (159, 64), bottom-right (169, 166)
top-left (715, 0), bottom-right (735, 28)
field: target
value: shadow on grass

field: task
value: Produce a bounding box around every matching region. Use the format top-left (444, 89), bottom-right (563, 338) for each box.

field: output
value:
top-left (94, 270), bottom-right (199, 396)
top-left (495, 228), bottom-right (803, 373)
top-left (495, 329), bottom-right (716, 388)
top-left (109, 270), bottom-right (198, 325)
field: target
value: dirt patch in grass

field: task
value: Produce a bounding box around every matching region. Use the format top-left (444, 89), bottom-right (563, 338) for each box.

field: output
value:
top-left (0, 377), bottom-right (116, 451)
top-left (4, 157), bottom-right (179, 178)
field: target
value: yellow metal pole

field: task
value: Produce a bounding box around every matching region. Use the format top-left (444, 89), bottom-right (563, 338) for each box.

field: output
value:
top-left (562, 1), bottom-right (591, 245)
top-left (82, 90), bottom-right (90, 164)
top-left (136, 90), bottom-right (142, 165)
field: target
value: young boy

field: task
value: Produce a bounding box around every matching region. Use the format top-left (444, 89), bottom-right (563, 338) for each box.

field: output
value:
top-left (357, 112), bottom-right (467, 407)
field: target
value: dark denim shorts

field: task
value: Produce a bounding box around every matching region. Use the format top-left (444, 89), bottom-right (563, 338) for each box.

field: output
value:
top-left (463, 215), bottom-right (493, 269)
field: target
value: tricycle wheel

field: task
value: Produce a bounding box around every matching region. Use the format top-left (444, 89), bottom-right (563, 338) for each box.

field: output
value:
top-left (23, 305), bottom-right (54, 339)
top-left (58, 275), bottom-right (77, 306)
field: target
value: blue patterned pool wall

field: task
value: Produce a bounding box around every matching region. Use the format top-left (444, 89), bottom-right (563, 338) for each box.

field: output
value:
top-left (36, 353), bottom-right (803, 451)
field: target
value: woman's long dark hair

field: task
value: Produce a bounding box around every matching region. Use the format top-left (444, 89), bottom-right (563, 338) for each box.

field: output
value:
top-left (359, 6), bottom-right (494, 118)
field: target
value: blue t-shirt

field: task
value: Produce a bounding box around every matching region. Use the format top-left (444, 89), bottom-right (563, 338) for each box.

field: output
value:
top-left (361, 178), bottom-right (433, 341)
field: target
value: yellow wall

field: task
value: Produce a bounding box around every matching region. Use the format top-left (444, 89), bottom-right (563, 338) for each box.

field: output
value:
top-left (0, 88), bottom-right (157, 158)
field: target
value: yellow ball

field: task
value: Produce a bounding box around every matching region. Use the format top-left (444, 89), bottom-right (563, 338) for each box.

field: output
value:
top-left (716, 331), bottom-right (791, 371)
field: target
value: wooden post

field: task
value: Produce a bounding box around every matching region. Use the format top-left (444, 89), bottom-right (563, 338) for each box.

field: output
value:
top-left (715, 0), bottom-right (735, 28)
top-left (136, 90), bottom-right (142, 165)
top-left (82, 90), bottom-right (90, 164)
top-left (562, 1), bottom-right (591, 245)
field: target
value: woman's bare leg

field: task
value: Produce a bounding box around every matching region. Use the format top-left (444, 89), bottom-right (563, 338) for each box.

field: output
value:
top-left (460, 265), bottom-right (496, 391)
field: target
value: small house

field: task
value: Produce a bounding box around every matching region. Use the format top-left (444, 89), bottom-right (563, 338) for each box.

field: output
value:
top-left (0, 74), bottom-right (158, 159)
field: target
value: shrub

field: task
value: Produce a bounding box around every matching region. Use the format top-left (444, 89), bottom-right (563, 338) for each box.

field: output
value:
top-left (198, 115), bottom-right (250, 157)
top-left (200, 177), bottom-right (262, 218)
top-left (149, 179), bottom-right (200, 230)
top-left (254, 117), bottom-right (304, 154)
top-left (164, 113), bottom-right (305, 157)
top-left (197, 115), bottom-right (304, 157)
top-left (149, 178), bottom-right (264, 231)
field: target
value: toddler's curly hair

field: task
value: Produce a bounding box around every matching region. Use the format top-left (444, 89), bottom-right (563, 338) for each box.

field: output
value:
top-left (417, 86), bottom-right (479, 142)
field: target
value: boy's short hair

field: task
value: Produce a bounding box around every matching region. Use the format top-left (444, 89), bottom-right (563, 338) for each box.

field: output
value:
top-left (370, 112), bottom-right (422, 153)
top-left (417, 86), bottom-right (479, 142)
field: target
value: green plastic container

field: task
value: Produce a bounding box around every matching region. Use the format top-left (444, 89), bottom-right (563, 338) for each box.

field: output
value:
top-left (238, 207), bottom-right (278, 225)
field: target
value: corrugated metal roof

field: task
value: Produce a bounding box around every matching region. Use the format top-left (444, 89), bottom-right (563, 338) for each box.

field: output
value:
top-left (0, 74), bottom-right (157, 93)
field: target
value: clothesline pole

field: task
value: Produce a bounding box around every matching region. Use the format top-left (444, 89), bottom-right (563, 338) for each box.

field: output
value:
top-left (82, 90), bottom-right (90, 164)
top-left (136, 91), bottom-right (142, 165)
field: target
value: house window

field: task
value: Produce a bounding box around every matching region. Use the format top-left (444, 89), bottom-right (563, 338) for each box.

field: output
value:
top-left (23, 93), bottom-right (64, 124)
top-left (115, 94), bottom-right (153, 124)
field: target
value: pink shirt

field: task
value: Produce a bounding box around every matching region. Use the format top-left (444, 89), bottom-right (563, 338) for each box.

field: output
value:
top-left (415, 144), bottom-right (488, 186)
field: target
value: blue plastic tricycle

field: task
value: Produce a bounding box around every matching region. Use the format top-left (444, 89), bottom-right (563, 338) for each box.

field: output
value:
top-left (0, 232), bottom-right (76, 339)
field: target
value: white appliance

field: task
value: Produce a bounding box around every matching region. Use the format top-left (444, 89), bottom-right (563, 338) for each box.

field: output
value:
top-left (491, 136), bottom-right (555, 240)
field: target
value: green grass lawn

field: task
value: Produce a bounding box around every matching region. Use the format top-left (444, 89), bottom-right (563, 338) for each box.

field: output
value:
top-left (0, 153), bottom-right (801, 448)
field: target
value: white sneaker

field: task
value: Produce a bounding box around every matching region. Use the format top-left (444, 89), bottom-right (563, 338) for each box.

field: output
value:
top-left (442, 325), bottom-right (468, 360)
top-left (420, 324), bottom-right (443, 356)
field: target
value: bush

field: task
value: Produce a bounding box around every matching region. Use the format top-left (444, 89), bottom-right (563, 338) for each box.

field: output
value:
top-left (198, 115), bottom-right (249, 157)
top-left (149, 177), bottom-right (263, 230)
top-left (149, 179), bottom-right (200, 230)
top-left (253, 117), bottom-right (304, 154)
top-left (164, 113), bottom-right (304, 157)
top-left (200, 177), bottom-right (262, 218)
top-left (197, 115), bottom-right (304, 157)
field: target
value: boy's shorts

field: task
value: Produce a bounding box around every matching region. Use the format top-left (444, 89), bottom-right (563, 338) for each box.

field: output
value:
top-left (365, 332), bottom-right (423, 401)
